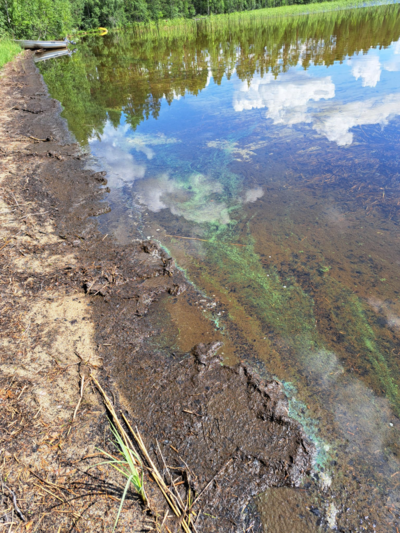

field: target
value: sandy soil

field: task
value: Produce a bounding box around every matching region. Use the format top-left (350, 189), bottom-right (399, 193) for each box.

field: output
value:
top-left (0, 53), bottom-right (150, 533)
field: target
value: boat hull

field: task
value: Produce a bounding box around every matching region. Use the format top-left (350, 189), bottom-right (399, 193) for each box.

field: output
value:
top-left (34, 49), bottom-right (72, 63)
top-left (15, 40), bottom-right (68, 50)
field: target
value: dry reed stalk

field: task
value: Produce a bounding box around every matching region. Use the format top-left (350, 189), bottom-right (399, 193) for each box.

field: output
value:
top-left (165, 234), bottom-right (208, 242)
top-left (93, 376), bottom-right (196, 532)
top-left (121, 413), bottom-right (194, 533)
top-left (165, 234), bottom-right (246, 247)
top-left (92, 377), bottom-right (140, 468)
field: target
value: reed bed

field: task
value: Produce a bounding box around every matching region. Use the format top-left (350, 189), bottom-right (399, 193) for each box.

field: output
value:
top-left (121, 0), bottom-right (394, 40)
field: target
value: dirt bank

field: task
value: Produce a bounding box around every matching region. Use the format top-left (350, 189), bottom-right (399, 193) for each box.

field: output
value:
top-left (0, 54), bottom-right (315, 532)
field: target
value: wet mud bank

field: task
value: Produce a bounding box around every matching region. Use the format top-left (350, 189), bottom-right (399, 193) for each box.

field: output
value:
top-left (1, 54), bottom-right (315, 531)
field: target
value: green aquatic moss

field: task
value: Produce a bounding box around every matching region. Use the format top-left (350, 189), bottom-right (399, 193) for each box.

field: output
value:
top-left (154, 135), bottom-right (400, 417)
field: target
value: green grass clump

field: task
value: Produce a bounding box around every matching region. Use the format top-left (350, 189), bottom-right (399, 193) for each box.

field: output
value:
top-left (0, 37), bottom-right (21, 69)
top-left (94, 423), bottom-right (147, 532)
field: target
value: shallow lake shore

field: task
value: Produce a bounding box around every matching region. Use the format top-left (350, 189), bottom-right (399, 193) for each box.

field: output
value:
top-left (0, 53), bottom-right (317, 532)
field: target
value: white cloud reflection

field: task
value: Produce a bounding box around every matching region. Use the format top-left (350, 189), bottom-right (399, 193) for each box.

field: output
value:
top-left (244, 187), bottom-right (264, 203)
top-left (233, 67), bottom-right (400, 146)
top-left (89, 122), bottom-right (181, 187)
top-left (368, 297), bottom-right (400, 331)
top-left (349, 43), bottom-right (400, 84)
top-left (94, 144), bottom-right (146, 187)
top-left (383, 38), bottom-right (400, 73)
top-left (350, 54), bottom-right (381, 87)
top-left (134, 172), bottom-right (231, 225)
top-left (233, 72), bottom-right (335, 125)
top-left (90, 122), bottom-right (264, 226)
top-left (313, 94), bottom-right (400, 145)
top-left (134, 173), bottom-right (264, 226)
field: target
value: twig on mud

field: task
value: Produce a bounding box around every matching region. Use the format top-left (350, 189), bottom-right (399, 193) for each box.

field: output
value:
top-left (182, 409), bottom-right (203, 418)
top-left (194, 509), bottom-right (202, 527)
top-left (17, 321), bottom-right (30, 344)
top-left (27, 135), bottom-right (51, 142)
top-left (33, 482), bottom-right (65, 503)
top-left (94, 378), bottom-right (197, 532)
top-left (121, 413), bottom-right (195, 533)
top-left (16, 385), bottom-right (27, 400)
top-left (92, 282), bottom-right (109, 297)
top-left (189, 458), bottom-right (233, 510)
top-left (3, 483), bottom-right (26, 522)
top-left (0, 239), bottom-right (12, 252)
top-left (85, 278), bottom-right (98, 296)
top-left (24, 465), bottom-right (77, 496)
top-left (10, 192), bottom-right (20, 208)
top-left (165, 235), bottom-right (208, 243)
top-left (156, 440), bottom-right (185, 512)
top-left (0, 230), bottom-right (25, 252)
top-left (67, 366), bottom-right (91, 436)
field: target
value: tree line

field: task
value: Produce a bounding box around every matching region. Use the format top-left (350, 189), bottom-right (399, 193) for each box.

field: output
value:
top-left (2, 0), bottom-right (334, 39)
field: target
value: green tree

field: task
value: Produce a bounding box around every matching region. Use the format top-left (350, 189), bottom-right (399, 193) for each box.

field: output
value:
top-left (2, 0), bottom-right (74, 38)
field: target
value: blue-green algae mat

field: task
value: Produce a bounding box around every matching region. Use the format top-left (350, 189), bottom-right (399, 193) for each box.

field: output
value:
top-left (40, 4), bottom-right (400, 530)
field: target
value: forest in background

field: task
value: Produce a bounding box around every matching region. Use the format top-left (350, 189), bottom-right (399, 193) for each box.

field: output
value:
top-left (0, 0), bottom-right (370, 39)
top-left (39, 3), bottom-right (400, 143)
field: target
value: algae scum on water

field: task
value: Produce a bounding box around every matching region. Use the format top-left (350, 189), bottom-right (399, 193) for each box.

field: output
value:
top-left (40, 3), bottom-right (400, 530)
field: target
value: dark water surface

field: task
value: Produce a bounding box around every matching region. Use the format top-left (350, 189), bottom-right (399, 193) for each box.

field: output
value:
top-left (40, 5), bottom-right (400, 531)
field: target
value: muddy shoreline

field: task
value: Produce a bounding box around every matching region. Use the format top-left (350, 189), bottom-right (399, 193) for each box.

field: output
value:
top-left (0, 54), bottom-right (316, 531)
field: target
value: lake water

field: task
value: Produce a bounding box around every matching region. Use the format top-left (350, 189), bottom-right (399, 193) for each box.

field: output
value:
top-left (40, 5), bottom-right (400, 531)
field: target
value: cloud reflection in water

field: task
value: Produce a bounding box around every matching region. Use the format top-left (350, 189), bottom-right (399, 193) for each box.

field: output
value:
top-left (301, 348), bottom-right (397, 466)
top-left (233, 72), bottom-right (335, 125)
top-left (233, 67), bottom-right (400, 146)
top-left (350, 53), bottom-right (381, 87)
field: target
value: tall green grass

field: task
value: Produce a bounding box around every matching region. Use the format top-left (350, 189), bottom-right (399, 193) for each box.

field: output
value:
top-left (124, 0), bottom-right (396, 39)
top-left (0, 37), bottom-right (21, 69)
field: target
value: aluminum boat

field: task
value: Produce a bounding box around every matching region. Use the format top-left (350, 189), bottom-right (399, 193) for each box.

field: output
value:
top-left (15, 40), bottom-right (68, 50)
